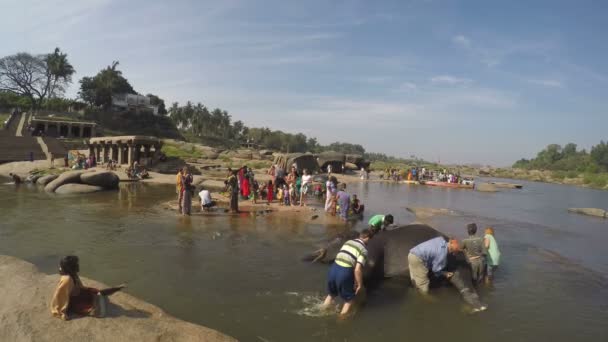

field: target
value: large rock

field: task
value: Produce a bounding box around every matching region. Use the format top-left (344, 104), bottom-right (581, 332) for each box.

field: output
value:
top-left (568, 208), bottom-right (607, 218)
top-left (344, 162), bottom-right (358, 171)
top-left (36, 174), bottom-right (58, 186)
top-left (44, 171), bottom-right (86, 192)
top-left (0, 255), bottom-right (237, 342)
top-left (476, 183), bottom-right (498, 192)
top-left (200, 179), bottom-right (227, 192)
top-left (55, 184), bottom-right (105, 194)
top-left (81, 171), bottom-right (120, 189)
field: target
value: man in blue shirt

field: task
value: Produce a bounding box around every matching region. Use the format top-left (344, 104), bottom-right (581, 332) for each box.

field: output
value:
top-left (408, 236), bottom-right (460, 294)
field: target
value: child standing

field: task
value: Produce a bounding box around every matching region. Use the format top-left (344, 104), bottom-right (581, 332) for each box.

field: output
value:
top-left (266, 180), bottom-right (274, 204)
top-left (283, 185), bottom-right (290, 206)
top-left (484, 227), bottom-right (501, 284)
top-left (276, 183), bottom-right (284, 205)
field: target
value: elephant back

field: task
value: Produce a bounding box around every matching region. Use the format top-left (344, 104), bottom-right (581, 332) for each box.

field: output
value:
top-left (383, 224), bottom-right (446, 278)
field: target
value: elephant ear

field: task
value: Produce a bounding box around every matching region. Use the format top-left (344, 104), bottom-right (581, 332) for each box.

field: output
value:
top-left (382, 224), bottom-right (444, 278)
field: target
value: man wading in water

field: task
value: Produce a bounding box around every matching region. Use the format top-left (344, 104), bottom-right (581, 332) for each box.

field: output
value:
top-left (461, 223), bottom-right (486, 284)
top-left (321, 229), bottom-right (372, 316)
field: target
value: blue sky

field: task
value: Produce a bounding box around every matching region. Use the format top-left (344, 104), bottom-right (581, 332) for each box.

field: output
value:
top-left (2, 0), bottom-right (607, 166)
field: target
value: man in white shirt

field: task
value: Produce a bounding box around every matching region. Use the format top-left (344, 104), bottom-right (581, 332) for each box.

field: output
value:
top-left (199, 188), bottom-right (214, 211)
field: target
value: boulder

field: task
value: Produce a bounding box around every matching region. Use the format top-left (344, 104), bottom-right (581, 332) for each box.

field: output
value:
top-left (344, 162), bottom-right (358, 171)
top-left (26, 174), bottom-right (41, 184)
top-left (36, 174), bottom-right (58, 186)
top-left (406, 207), bottom-right (453, 219)
top-left (81, 171), bottom-right (120, 189)
top-left (476, 183), bottom-right (498, 192)
top-left (55, 184), bottom-right (105, 194)
top-left (568, 208), bottom-right (607, 218)
top-left (200, 179), bottom-right (227, 192)
top-left (0, 255), bottom-right (237, 342)
top-left (44, 171), bottom-right (86, 192)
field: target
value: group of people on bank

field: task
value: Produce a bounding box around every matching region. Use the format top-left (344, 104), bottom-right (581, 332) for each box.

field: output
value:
top-left (323, 218), bottom-right (501, 316)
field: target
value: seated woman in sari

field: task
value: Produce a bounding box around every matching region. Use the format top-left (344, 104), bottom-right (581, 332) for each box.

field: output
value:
top-left (50, 255), bottom-right (125, 320)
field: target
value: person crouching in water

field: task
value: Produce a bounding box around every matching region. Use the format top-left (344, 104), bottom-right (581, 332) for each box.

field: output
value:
top-left (351, 194), bottom-right (364, 215)
top-left (51, 256), bottom-right (124, 320)
top-left (321, 229), bottom-right (373, 317)
top-left (461, 223), bottom-right (486, 284)
top-left (408, 237), bottom-right (460, 295)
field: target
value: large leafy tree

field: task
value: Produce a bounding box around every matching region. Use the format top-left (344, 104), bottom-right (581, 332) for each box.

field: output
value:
top-left (79, 61), bottom-right (136, 108)
top-left (0, 48), bottom-right (75, 109)
top-left (590, 141), bottom-right (608, 171)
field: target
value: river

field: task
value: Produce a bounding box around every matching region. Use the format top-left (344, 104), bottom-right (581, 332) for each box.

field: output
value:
top-left (0, 178), bottom-right (607, 341)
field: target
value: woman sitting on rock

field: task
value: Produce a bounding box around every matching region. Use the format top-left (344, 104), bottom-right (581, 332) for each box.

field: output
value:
top-left (51, 255), bottom-right (125, 320)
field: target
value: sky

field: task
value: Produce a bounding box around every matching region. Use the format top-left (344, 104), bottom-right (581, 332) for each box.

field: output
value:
top-left (2, 0), bottom-right (607, 166)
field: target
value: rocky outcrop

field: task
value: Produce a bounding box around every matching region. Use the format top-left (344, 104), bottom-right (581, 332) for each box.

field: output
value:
top-left (35, 174), bottom-right (59, 186)
top-left (406, 207), bottom-right (454, 219)
top-left (200, 179), bottom-right (227, 192)
top-left (476, 183), bottom-right (498, 192)
top-left (490, 182), bottom-right (523, 189)
top-left (81, 172), bottom-right (119, 189)
top-left (44, 171), bottom-right (86, 192)
top-left (0, 255), bottom-right (236, 342)
top-left (568, 208), bottom-right (607, 218)
top-left (55, 184), bottom-right (105, 194)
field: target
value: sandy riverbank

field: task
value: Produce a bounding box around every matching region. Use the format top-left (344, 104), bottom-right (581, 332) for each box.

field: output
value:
top-left (0, 255), bottom-right (237, 342)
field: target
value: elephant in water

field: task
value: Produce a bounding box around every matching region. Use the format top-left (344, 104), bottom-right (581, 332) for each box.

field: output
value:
top-left (302, 223), bottom-right (485, 310)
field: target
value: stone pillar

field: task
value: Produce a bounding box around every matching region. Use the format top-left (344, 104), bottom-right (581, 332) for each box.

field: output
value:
top-left (67, 124), bottom-right (72, 138)
top-left (101, 144), bottom-right (107, 163)
top-left (80, 125), bottom-right (85, 138)
top-left (44, 123), bottom-right (49, 135)
top-left (117, 143), bottom-right (124, 164)
top-left (127, 143), bottom-right (134, 166)
top-left (88, 146), bottom-right (94, 158)
top-left (143, 145), bottom-right (151, 166)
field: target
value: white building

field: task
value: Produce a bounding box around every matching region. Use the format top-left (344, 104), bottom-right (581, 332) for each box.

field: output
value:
top-left (112, 94), bottom-right (159, 115)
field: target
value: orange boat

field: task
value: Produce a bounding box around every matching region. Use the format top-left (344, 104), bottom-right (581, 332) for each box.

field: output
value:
top-left (422, 181), bottom-right (474, 189)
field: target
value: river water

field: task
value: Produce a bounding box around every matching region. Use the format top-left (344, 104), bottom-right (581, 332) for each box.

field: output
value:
top-left (0, 178), bottom-right (607, 341)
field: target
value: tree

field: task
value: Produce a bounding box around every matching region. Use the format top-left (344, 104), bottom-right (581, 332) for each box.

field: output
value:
top-left (590, 141), bottom-right (608, 171)
top-left (0, 48), bottom-right (75, 109)
top-left (146, 93), bottom-right (167, 114)
top-left (79, 61), bottom-right (136, 108)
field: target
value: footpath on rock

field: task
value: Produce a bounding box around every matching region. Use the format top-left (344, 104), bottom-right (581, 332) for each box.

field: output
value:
top-left (0, 255), bottom-right (237, 342)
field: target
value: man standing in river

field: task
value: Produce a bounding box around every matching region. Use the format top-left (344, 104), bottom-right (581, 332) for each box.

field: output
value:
top-left (461, 223), bottom-right (486, 284)
top-left (176, 169), bottom-right (183, 212)
top-left (321, 229), bottom-right (372, 316)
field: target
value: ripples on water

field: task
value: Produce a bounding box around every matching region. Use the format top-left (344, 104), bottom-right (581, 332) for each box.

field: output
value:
top-left (0, 178), bottom-right (607, 341)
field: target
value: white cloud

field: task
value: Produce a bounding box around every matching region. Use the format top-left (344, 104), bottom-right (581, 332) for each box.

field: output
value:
top-left (452, 35), bottom-right (471, 47)
top-left (394, 82), bottom-right (418, 92)
top-left (430, 75), bottom-right (473, 86)
top-left (528, 79), bottom-right (564, 88)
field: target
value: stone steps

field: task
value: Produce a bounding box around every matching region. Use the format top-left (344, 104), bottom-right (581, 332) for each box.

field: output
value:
top-left (0, 136), bottom-right (46, 162)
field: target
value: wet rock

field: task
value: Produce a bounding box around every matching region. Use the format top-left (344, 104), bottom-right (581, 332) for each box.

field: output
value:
top-left (81, 171), bottom-right (119, 189)
top-left (568, 208), bottom-right (607, 218)
top-left (0, 255), bottom-right (237, 342)
top-left (476, 183), bottom-right (498, 192)
top-left (406, 207), bottom-right (453, 219)
top-left (36, 174), bottom-right (58, 186)
top-left (55, 184), bottom-right (105, 194)
top-left (490, 182), bottom-right (523, 189)
top-left (44, 171), bottom-right (86, 192)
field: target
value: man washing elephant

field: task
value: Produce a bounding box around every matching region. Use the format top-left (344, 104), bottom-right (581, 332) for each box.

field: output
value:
top-left (320, 229), bottom-right (373, 316)
top-left (306, 224), bottom-right (487, 313)
top-left (408, 236), bottom-right (460, 294)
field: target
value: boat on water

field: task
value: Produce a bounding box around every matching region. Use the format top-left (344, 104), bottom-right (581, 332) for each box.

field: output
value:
top-left (421, 181), bottom-right (475, 189)
top-left (399, 180), bottom-right (420, 185)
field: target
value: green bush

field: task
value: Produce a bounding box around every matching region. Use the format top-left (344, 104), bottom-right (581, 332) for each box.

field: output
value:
top-left (565, 170), bottom-right (579, 178)
top-left (161, 144), bottom-right (204, 159)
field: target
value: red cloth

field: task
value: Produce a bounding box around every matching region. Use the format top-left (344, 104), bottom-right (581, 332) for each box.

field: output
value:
top-left (241, 177), bottom-right (250, 197)
top-left (267, 184), bottom-right (273, 201)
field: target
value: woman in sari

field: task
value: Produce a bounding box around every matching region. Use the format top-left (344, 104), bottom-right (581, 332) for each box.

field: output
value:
top-left (51, 256), bottom-right (124, 320)
top-left (180, 166), bottom-right (193, 215)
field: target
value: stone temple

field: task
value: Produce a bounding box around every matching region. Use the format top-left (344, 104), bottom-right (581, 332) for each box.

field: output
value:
top-left (88, 136), bottom-right (163, 167)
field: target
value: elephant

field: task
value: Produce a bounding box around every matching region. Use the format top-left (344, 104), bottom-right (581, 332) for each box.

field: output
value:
top-left (302, 223), bottom-right (485, 310)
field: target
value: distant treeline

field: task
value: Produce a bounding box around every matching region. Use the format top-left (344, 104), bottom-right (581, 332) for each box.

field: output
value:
top-left (513, 142), bottom-right (608, 173)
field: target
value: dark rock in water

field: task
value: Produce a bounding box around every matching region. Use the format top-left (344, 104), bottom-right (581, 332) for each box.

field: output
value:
top-left (36, 174), bottom-right (58, 186)
top-left (44, 171), bottom-right (85, 192)
top-left (26, 174), bottom-right (41, 184)
top-left (310, 215), bottom-right (319, 220)
top-left (81, 171), bottom-right (119, 189)
top-left (55, 183), bottom-right (105, 194)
